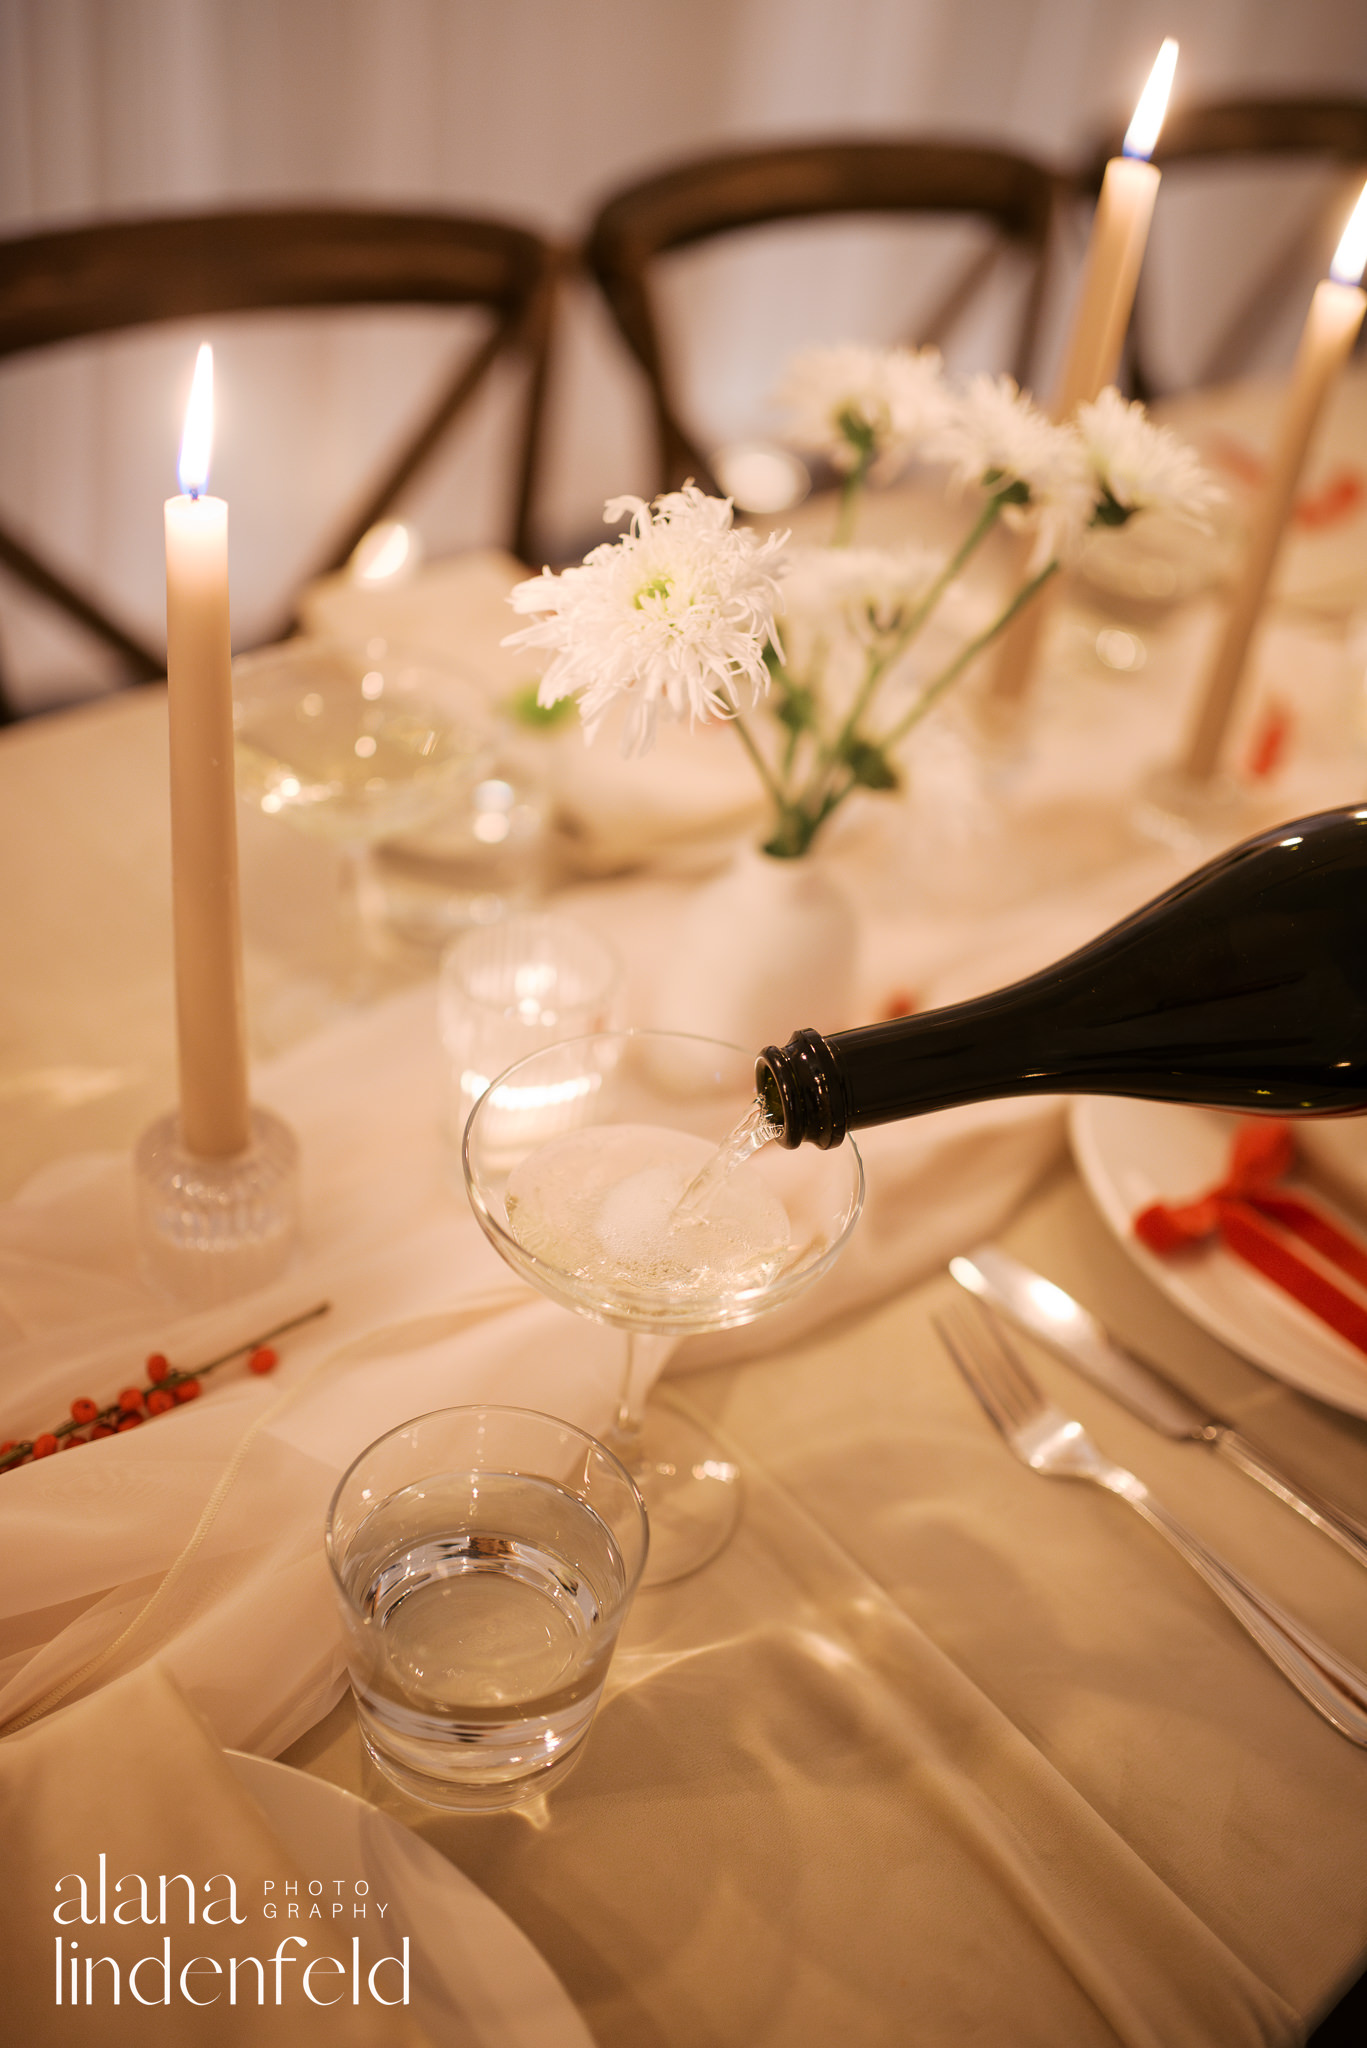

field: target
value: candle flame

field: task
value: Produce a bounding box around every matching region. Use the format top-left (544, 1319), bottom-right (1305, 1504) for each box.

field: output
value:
top-left (178, 343), bottom-right (214, 498)
top-left (1123, 38), bottom-right (1178, 161)
top-left (1330, 178), bottom-right (1367, 287)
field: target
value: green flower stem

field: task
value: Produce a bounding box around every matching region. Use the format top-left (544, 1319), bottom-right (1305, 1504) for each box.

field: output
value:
top-left (831, 452), bottom-right (872, 547)
top-left (877, 557), bottom-right (1061, 753)
top-left (801, 491), bottom-right (1006, 821)
top-left (826, 642), bottom-right (895, 780)
top-left (790, 557), bottom-right (1061, 833)
top-left (730, 709), bottom-right (793, 823)
top-left (886, 492), bottom-right (1004, 661)
top-left (733, 490), bottom-right (1037, 857)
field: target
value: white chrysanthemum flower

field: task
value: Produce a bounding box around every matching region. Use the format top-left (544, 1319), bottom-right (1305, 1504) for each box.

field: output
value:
top-left (930, 373), bottom-right (1095, 567)
top-left (1076, 387), bottom-right (1224, 530)
top-left (780, 543), bottom-right (945, 638)
top-left (773, 344), bottom-right (947, 476)
top-left (503, 486), bottom-right (787, 755)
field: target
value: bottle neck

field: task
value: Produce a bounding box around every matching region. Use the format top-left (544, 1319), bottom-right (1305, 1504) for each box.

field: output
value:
top-left (756, 1028), bottom-right (852, 1149)
top-left (758, 1005), bottom-right (1046, 1148)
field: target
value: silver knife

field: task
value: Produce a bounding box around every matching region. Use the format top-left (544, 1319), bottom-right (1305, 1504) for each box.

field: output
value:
top-left (949, 1243), bottom-right (1367, 1572)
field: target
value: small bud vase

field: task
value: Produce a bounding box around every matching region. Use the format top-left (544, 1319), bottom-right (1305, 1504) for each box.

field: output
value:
top-left (649, 842), bottom-right (858, 1052)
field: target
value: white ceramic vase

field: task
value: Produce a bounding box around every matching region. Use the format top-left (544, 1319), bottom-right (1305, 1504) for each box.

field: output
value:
top-left (650, 843), bottom-right (859, 1053)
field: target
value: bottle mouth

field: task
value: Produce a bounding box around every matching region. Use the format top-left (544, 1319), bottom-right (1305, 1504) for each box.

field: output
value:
top-left (755, 1028), bottom-right (850, 1150)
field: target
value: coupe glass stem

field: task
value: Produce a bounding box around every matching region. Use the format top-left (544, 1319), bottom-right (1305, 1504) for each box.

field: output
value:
top-left (334, 839), bottom-right (389, 1002)
top-left (611, 1330), bottom-right (677, 1455)
top-left (339, 840), bottom-right (372, 948)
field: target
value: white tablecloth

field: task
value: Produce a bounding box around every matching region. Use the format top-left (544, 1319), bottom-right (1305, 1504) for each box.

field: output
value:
top-left (4, 539), bottom-right (1367, 2044)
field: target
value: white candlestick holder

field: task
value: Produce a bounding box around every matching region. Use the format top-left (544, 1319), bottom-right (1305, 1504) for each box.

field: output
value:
top-left (134, 1104), bottom-right (300, 1306)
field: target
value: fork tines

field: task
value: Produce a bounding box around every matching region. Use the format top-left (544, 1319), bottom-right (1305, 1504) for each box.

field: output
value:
top-left (932, 1300), bottom-right (1043, 1436)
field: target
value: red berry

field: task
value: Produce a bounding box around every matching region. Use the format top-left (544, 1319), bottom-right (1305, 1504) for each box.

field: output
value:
top-left (71, 1397), bottom-right (99, 1424)
top-left (174, 1379), bottom-right (202, 1403)
top-left (146, 1389), bottom-right (175, 1415)
top-left (89, 1425), bottom-right (114, 1440)
top-left (0, 1441), bottom-right (16, 1456)
top-left (32, 1434), bottom-right (59, 1458)
top-left (62, 1434), bottom-right (86, 1449)
top-left (118, 1386), bottom-right (145, 1414)
top-left (248, 1346), bottom-right (279, 1375)
top-left (116, 1415), bottom-right (142, 1432)
top-left (146, 1353), bottom-right (171, 1383)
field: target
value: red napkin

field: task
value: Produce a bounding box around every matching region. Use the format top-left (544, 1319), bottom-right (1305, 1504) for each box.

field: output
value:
top-left (1134, 1119), bottom-right (1367, 1359)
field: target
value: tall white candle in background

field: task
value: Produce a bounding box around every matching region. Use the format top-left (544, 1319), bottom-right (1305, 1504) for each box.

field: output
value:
top-left (991, 39), bottom-right (1177, 702)
top-left (1182, 181), bottom-right (1367, 782)
top-left (1052, 37), bottom-right (1176, 417)
top-left (164, 344), bottom-right (251, 1157)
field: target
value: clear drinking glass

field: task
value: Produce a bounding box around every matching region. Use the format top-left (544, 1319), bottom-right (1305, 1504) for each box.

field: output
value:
top-left (326, 1405), bottom-right (647, 1811)
top-left (439, 913), bottom-right (620, 1154)
top-left (463, 1030), bottom-right (864, 1586)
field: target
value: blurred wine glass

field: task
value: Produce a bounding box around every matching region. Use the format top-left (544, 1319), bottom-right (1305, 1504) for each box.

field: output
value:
top-left (233, 636), bottom-right (493, 996)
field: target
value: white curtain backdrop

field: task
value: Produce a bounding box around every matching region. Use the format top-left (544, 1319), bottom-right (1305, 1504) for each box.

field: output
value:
top-left (1, 0), bottom-right (1365, 707)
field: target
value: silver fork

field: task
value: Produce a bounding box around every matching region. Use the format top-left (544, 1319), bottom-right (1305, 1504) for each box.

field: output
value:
top-left (934, 1301), bottom-right (1367, 1746)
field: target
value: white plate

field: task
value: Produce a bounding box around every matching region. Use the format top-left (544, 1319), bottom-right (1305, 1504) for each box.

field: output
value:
top-left (225, 1751), bottom-right (595, 2048)
top-left (1296, 1118), bottom-right (1367, 1216)
top-left (1070, 1096), bottom-right (1367, 1420)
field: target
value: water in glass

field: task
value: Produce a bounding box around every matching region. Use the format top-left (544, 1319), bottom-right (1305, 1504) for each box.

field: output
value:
top-left (343, 1469), bottom-right (626, 1794)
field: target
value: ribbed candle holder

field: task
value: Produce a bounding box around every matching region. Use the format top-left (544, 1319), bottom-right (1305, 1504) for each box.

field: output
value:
top-left (134, 1105), bottom-right (300, 1306)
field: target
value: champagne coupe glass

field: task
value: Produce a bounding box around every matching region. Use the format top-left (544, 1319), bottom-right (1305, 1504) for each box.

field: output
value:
top-left (463, 1029), bottom-right (864, 1585)
top-left (233, 636), bottom-right (493, 995)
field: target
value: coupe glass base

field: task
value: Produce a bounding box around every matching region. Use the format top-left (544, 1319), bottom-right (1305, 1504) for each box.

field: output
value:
top-left (617, 1401), bottom-right (744, 1587)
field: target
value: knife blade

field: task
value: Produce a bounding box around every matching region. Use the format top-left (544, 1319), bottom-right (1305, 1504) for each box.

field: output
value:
top-left (949, 1243), bottom-right (1367, 1571)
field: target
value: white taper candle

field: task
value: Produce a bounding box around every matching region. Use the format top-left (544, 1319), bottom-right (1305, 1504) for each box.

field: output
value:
top-left (1182, 184), bottom-right (1367, 782)
top-left (164, 344), bottom-right (250, 1157)
top-left (990, 40), bottom-right (1176, 703)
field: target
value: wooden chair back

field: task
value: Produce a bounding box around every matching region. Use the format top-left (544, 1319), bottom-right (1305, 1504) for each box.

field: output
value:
top-left (584, 138), bottom-right (1059, 493)
top-left (1082, 98), bottom-right (1367, 397)
top-left (0, 207), bottom-right (558, 705)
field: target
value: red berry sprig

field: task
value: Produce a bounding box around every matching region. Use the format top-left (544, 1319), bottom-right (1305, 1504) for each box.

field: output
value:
top-left (0, 1302), bottom-right (330, 1473)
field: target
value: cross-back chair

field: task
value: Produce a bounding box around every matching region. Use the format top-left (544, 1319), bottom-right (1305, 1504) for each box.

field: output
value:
top-left (0, 207), bottom-right (559, 716)
top-left (1082, 97), bottom-right (1367, 398)
top-left (584, 138), bottom-right (1060, 495)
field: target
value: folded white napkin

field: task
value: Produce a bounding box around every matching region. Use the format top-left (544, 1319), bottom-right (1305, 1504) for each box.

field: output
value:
top-left (0, 1662), bottom-right (431, 2046)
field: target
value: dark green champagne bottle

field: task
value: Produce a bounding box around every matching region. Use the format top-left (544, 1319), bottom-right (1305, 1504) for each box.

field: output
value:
top-left (757, 807), bottom-right (1367, 1148)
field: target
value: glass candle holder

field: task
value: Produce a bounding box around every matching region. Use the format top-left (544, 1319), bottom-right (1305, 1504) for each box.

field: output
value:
top-left (134, 1105), bottom-right (300, 1306)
